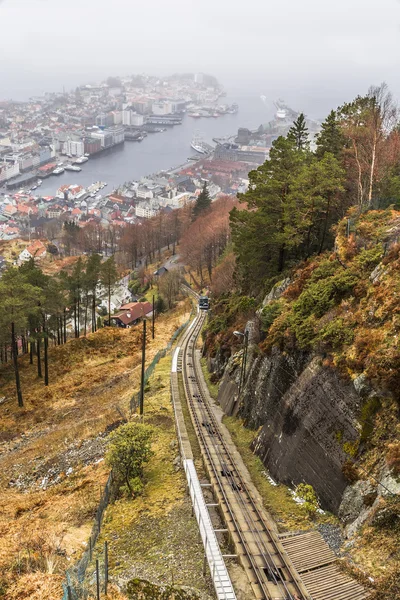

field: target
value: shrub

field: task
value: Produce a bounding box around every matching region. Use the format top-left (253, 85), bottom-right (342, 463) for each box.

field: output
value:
top-left (206, 315), bottom-right (228, 335)
top-left (260, 301), bottom-right (283, 334)
top-left (233, 295), bottom-right (256, 316)
top-left (386, 442), bottom-right (400, 475)
top-left (360, 397), bottom-right (381, 442)
top-left (106, 422), bottom-right (153, 498)
top-left (295, 483), bottom-right (319, 517)
top-left (342, 460), bottom-right (359, 483)
top-left (372, 496), bottom-right (400, 532)
top-left (318, 318), bottom-right (355, 349)
top-left (293, 270), bottom-right (357, 320)
top-left (155, 295), bottom-right (166, 314)
top-left (354, 246), bottom-right (383, 271)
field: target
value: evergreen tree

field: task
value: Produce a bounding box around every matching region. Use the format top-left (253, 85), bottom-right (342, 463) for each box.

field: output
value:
top-left (288, 153), bottom-right (346, 256)
top-left (0, 269), bottom-right (43, 406)
top-left (316, 110), bottom-right (345, 159)
top-left (288, 113), bottom-right (309, 150)
top-left (100, 256), bottom-right (118, 326)
top-left (230, 136), bottom-right (304, 291)
top-left (193, 181), bottom-right (211, 218)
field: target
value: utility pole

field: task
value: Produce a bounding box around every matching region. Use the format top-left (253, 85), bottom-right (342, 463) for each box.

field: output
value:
top-left (139, 319), bottom-right (146, 416)
top-left (152, 295), bottom-right (155, 340)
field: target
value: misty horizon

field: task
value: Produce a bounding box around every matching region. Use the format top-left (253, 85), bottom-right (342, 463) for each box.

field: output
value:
top-left (1, 0), bottom-right (400, 118)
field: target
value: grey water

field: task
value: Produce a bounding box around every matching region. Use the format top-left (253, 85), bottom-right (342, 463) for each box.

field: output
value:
top-left (37, 93), bottom-right (273, 197)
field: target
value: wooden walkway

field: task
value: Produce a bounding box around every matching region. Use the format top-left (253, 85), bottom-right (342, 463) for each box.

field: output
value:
top-left (280, 532), bottom-right (370, 600)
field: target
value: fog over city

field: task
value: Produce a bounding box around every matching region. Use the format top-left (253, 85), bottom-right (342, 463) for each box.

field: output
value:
top-left (1, 0), bottom-right (400, 115)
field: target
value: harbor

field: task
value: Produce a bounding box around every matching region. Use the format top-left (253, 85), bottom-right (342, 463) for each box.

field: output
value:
top-left (19, 94), bottom-right (267, 198)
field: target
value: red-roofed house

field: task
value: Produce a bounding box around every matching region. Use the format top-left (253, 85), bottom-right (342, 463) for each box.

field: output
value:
top-left (3, 204), bottom-right (17, 217)
top-left (19, 240), bottom-right (47, 263)
top-left (17, 204), bottom-right (38, 216)
top-left (107, 301), bottom-right (152, 328)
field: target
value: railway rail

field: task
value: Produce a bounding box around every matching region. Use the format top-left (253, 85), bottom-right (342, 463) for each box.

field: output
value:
top-left (176, 285), bottom-right (369, 600)
top-left (179, 297), bottom-right (309, 599)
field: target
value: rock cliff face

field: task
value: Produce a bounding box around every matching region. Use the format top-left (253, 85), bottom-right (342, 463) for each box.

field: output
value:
top-left (218, 347), bottom-right (361, 514)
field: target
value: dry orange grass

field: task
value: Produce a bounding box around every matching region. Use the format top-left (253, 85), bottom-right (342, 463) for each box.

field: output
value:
top-left (0, 299), bottom-right (191, 599)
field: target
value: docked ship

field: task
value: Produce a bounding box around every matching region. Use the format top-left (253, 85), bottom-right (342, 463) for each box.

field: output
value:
top-left (190, 132), bottom-right (213, 155)
top-left (65, 165), bottom-right (82, 172)
top-left (73, 156), bottom-right (89, 164)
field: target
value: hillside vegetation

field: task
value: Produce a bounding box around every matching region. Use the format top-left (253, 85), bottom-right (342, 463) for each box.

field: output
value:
top-left (0, 301), bottom-right (190, 599)
top-left (263, 209), bottom-right (400, 399)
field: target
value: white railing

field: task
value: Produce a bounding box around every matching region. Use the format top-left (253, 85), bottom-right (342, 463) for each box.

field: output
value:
top-left (184, 459), bottom-right (236, 600)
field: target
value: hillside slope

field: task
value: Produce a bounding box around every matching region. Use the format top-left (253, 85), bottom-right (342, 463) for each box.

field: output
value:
top-left (0, 301), bottom-right (190, 599)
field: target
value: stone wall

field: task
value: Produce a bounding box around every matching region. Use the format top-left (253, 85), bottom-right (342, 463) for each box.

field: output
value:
top-left (217, 348), bottom-right (362, 514)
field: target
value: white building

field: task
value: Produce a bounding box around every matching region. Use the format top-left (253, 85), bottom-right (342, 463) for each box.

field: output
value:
top-left (122, 110), bottom-right (132, 126)
top-left (136, 185), bottom-right (155, 199)
top-left (167, 192), bottom-right (191, 208)
top-left (109, 126), bottom-right (125, 144)
top-left (0, 161), bottom-right (19, 184)
top-left (135, 200), bottom-right (160, 218)
top-left (63, 139), bottom-right (85, 156)
top-left (112, 111), bottom-right (122, 125)
top-left (131, 113), bottom-right (144, 126)
top-left (152, 101), bottom-right (173, 115)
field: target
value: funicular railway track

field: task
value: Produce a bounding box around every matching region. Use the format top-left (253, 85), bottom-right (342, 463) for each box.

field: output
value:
top-left (179, 291), bottom-right (310, 600)
top-left (178, 286), bottom-right (370, 600)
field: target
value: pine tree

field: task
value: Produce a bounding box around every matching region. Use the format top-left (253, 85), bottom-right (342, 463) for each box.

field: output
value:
top-left (288, 113), bottom-right (309, 150)
top-left (193, 181), bottom-right (211, 218)
top-left (288, 153), bottom-right (346, 256)
top-left (0, 269), bottom-right (43, 406)
top-left (230, 136), bottom-right (304, 291)
top-left (316, 110), bottom-right (345, 158)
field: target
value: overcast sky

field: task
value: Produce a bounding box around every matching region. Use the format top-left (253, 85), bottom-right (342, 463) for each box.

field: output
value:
top-left (1, 0), bottom-right (400, 114)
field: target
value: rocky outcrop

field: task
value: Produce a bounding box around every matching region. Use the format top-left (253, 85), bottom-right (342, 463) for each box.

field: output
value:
top-left (250, 354), bottom-right (361, 513)
top-left (338, 466), bottom-right (400, 538)
top-left (217, 342), bottom-right (363, 513)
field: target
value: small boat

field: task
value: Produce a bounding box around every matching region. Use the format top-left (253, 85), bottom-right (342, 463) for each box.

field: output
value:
top-left (53, 167), bottom-right (65, 175)
top-left (37, 180), bottom-right (42, 185)
top-left (64, 165), bottom-right (82, 172)
top-left (73, 156), bottom-right (89, 164)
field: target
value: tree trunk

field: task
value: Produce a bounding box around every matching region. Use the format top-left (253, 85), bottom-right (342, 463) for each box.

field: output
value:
top-left (29, 341), bottom-right (34, 364)
top-left (63, 310), bottom-right (67, 343)
top-left (44, 336), bottom-right (49, 385)
top-left (108, 286), bottom-right (111, 327)
top-left (353, 140), bottom-right (364, 209)
top-left (77, 295), bottom-right (80, 338)
top-left (37, 335), bottom-right (42, 378)
top-left (11, 322), bottom-right (23, 407)
top-left (368, 133), bottom-right (377, 207)
top-left (74, 303), bottom-right (78, 338)
top-left (92, 293), bottom-right (96, 333)
top-left (84, 295), bottom-right (88, 337)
